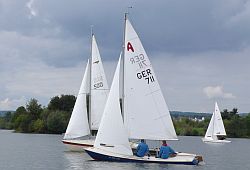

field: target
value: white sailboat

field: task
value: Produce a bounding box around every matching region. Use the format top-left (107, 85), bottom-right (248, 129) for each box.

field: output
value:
top-left (85, 15), bottom-right (203, 165)
top-left (202, 102), bottom-right (231, 143)
top-left (62, 33), bottom-right (109, 151)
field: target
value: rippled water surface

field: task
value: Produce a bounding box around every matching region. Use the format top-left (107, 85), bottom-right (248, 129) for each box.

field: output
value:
top-left (0, 130), bottom-right (250, 170)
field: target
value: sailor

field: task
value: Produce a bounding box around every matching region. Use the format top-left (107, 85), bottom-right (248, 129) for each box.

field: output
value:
top-left (159, 140), bottom-right (176, 159)
top-left (136, 139), bottom-right (149, 157)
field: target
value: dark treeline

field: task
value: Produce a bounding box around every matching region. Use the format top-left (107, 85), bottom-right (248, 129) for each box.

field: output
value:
top-left (0, 95), bottom-right (250, 138)
top-left (0, 95), bottom-right (76, 134)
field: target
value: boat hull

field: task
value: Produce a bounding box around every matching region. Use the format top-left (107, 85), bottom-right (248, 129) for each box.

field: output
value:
top-left (202, 138), bottom-right (231, 143)
top-left (85, 147), bottom-right (202, 165)
top-left (62, 139), bottom-right (94, 151)
top-left (62, 140), bottom-right (147, 152)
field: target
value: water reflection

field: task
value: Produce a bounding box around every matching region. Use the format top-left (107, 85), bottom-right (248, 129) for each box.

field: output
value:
top-left (64, 152), bottom-right (85, 170)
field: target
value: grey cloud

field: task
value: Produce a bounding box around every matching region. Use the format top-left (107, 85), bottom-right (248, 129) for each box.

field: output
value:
top-left (0, 0), bottom-right (249, 112)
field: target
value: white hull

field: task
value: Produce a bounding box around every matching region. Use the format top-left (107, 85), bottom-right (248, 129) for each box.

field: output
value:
top-left (62, 139), bottom-right (94, 152)
top-left (85, 147), bottom-right (203, 165)
top-left (202, 138), bottom-right (231, 143)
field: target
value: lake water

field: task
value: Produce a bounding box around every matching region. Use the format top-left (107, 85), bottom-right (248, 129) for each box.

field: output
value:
top-left (0, 130), bottom-right (250, 170)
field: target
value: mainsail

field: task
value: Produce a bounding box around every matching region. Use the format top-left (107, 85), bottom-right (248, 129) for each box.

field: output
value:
top-left (123, 18), bottom-right (178, 140)
top-left (213, 102), bottom-right (226, 136)
top-left (90, 35), bottom-right (109, 130)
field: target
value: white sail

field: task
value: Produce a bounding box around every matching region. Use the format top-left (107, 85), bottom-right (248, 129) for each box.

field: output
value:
top-left (204, 102), bottom-right (226, 140)
top-left (64, 60), bottom-right (90, 139)
top-left (90, 35), bottom-right (109, 130)
top-left (204, 112), bottom-right (215, 139)
top-left (213, 102), bottom-right (226, 136)
top-left (123, 18), bottom-right (178, 140)
top-left (94, 56), bottom-right (133, 155)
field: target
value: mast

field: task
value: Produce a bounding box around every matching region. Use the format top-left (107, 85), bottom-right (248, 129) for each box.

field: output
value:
top-left (88, 26), bottom-right (93, 134)
top-left (121, 13), bottom-right (127, 120)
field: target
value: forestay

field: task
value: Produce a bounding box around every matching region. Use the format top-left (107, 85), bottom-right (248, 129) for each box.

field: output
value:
top-left (123, 18), bottom-right (178, 140)
top-left (94, 56), bottom-right (133, 156)
top-left (64, 60), bottom-right (90, 139)
top-left (90, 35), bottom-right (109, 130)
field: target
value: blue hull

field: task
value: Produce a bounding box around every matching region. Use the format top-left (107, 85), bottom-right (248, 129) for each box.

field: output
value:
top-left (85, 149), bottom-right (198, 165)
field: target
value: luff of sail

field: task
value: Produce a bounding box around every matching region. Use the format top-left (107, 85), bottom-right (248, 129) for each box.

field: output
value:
top-left (64, 60), bottom-right (90, 139)
top-left (94, 56), bottom-right (133, 156)
top-left (90, 35), bottom-right (109, 130)
top-left (123, 18), bottom-right (178, 140)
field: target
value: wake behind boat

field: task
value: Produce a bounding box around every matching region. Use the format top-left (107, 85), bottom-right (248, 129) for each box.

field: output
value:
top-left (84, 14), bottom-right (203, 165)
top-left (202, 102), bottom-right (231, 143)
top-left (62, 33), bottom-right (109, 151)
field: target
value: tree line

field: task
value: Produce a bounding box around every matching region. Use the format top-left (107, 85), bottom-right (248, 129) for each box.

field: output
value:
top-left (0, 95), bottom-right (250, 138)
top-left (0, 95), bottom-right (75, 134)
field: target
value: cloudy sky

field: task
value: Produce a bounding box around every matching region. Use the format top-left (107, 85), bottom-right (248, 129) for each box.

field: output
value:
top-left (0, 0), bottom-right (249, 113)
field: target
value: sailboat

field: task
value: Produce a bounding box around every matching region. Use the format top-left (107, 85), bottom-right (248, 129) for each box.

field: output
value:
top-left (62, 33), bottom-right (109, 151)
top-left (202, 102), bottom-right (231, 143)
top-left (85, 15), bottom-right (203, 165)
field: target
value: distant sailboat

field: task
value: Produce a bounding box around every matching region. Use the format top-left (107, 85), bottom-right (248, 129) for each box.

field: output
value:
top-left (85, 15), bottom-right (203, 165)
top-left (62, 33), bottom-right (109, 151)
top-left (202, 102), bottom-right (231, 143)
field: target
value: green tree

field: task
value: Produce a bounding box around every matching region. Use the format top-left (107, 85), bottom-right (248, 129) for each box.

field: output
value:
top-left (16, 114), bottom-right (32, 132)
top-left (48, 96), bottom-right (60, 111)
top-left (48, 95), bottom-right (76, 112)
top-left (11, 106), bottom-right (27, 123)
top-left (245, 114), bottom-right (250, 137)
top-left (47, 111), bottom-right (67, 134)
top-left (221, 109), bottom-right (230, 120)
top-left (26, 98), bottom-right (43, 120)
top-left (32, 119), bottom-right (46, 133)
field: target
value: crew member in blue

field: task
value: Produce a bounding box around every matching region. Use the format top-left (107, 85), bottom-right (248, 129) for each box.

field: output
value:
top-left (159, 140), bottom-right (176, 159)
top-left (136, 139), bottom-right (149, 157)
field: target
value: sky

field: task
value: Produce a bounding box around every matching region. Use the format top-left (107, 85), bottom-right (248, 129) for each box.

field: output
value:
top-left (0, 0), bottom-right (249, 113)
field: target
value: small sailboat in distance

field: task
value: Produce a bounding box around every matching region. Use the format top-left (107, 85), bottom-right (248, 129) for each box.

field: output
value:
top-left (85, 14), bottom-right (203, 165)
top-left (202, 102), bottom-right (231, 143)
top-left (62, 33), bottom-right (109, 151)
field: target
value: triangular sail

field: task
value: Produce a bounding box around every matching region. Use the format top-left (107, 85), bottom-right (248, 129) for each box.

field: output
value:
top-left (64, 60), bottom-right (90, 139)
top-left (213, 102), bottom-right (226, 136)
top-left (204, 112), bottom-right (215, 139)
top-left (90, 35), bottom-right (109, 130)
top-left (123, 18), bottom-right (178, 140)
top-left (204, 102), bottom-right (227, 140)
top-left (94, 56), bottom-right (133, 155)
